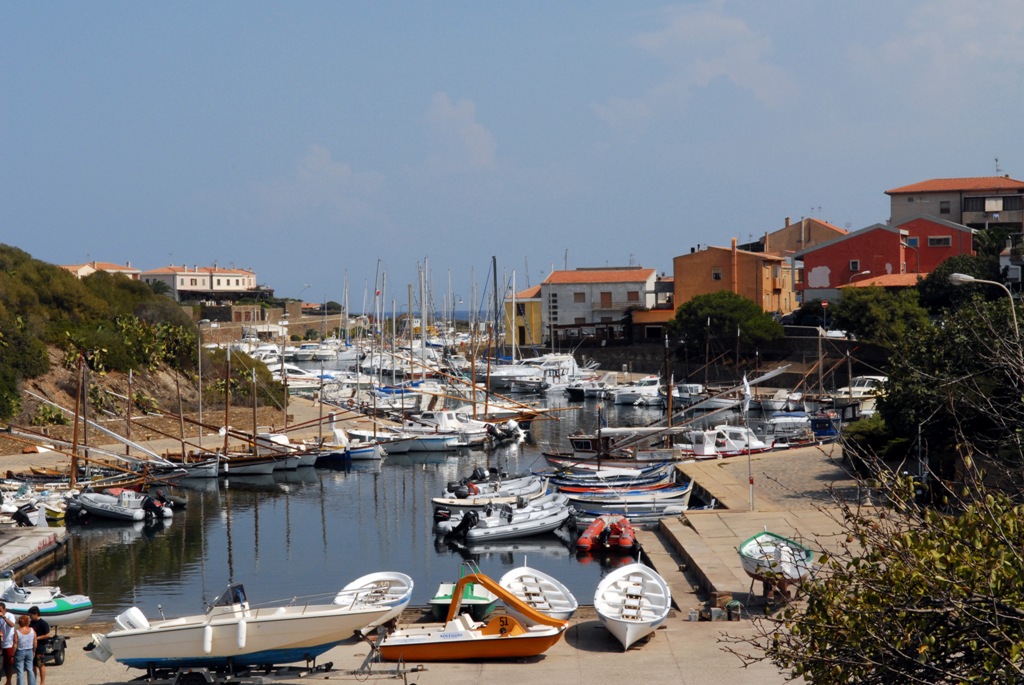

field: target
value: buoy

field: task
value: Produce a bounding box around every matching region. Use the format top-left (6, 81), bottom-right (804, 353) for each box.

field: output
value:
top-left (237, 618), bottom-right (247, 648)
top-left (203, 625), bottom-right (213, 654)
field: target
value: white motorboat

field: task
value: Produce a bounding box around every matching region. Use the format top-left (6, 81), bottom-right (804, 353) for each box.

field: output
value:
top-left (594, 562), bottom-right (672, 650)
top-left (77, 490), bottom-right (172, 522)
top-left (85, 581), bottom-right (392, 670)
top-left (435, 492), bottom-right (573, 542)
top-left (565, 482), bottom-right (693, 513)
top-left (0, 571), bottom-right (93, 625)
top-left (403, 410), bottom-right (490, 447)
top-left (611, 375), bottom-right (662, 406)
top-left (431, 474), bottom-right (548, 517)
top-left (678, 424), bottom-right (772, 458)
top-left (337, 571), bottom-right (414, 634)
top-left (499, 563), bottom-right (578, 623)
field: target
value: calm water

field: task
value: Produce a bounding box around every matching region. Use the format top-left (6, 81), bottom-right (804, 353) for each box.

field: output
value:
top-left (55, 396), bottom-right (702, 622)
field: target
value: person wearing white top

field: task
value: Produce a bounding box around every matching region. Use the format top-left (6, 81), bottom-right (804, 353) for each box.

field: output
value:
top-left (12, 616), bottom-right (33, 685)
top-left (0, 603), bottom-right (14, 685)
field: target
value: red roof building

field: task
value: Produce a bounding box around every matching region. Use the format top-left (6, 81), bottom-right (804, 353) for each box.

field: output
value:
top-left (886, 176), bottom-right (1024, 233)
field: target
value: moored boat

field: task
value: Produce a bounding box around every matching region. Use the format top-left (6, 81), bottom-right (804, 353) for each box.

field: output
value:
top-left (593, 562), bottom-right (672, 650)
top-left (575, 514), bottom-right (637, 553)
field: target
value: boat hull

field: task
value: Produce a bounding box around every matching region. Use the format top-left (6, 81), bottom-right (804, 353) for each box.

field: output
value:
top-left (98, 603), bottom-right (390, 670)
top-left (377, 616), bottom-right (565, 661)
top-left (499, 566), bottom-right (578, 623)
top-left (594, 563), bottom-right (672, 650)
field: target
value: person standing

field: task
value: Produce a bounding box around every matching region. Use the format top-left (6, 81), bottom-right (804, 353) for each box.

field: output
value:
top-left (0, 603), bottom-right (15, 685)
top-left (24, 610), bottom-right (45, 685)
top-left (12, 616), bottom-right (34, 685)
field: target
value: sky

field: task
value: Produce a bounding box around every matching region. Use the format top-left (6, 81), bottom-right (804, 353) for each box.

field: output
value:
top-left (3, 1), bottom-right (1023, 313)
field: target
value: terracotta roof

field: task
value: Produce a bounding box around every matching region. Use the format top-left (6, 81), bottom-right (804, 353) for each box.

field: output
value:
top-left (143, 265), bottom-right (255, 275)
top-left (61, 261), bottom-right (139, 271)
top-left (514, 285), bottom-right (542, 299)
top-left (841, 273), bottom-right (927, 288)
top-left (886, 177), bottom-right (1024, 194)
top-left (543, 268), bottom-right (656, 285)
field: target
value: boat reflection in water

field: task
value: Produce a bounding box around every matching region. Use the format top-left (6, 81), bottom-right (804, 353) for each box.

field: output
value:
top-left (59, 396), bottom-right (699, 622)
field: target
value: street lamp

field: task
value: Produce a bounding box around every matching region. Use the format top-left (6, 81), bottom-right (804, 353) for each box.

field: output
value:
top-left (197, 319), bottom-right (210, 450)
top-left (949, 273), bottom-right (1019, 341)
top-left (849, 270), bottom-right (871, 284)
top-left (901, 241), bottom-right (920, 274)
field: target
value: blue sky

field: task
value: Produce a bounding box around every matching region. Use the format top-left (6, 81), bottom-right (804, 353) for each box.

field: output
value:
top-left (3, 1), bottom-right (1022, 312)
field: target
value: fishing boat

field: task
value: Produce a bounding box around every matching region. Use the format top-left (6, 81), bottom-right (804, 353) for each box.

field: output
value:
top-left (565, 482), bottom-right (693, 512)
top-left (593, 562), bottom-right (672, 650)
top-left (428, 561), bottom-right (500, 621)
top-left (575, 514), bottom-right (637, 553)
top-left (337, 571), bottom-right (414, 634)
top-left (498, 563), bottom-right (578, 623)
top-left (435, 492), bottom-right (573, 543)
top-left (431, 474), bottom-right (548, 518)
top-left (738, 530), bottom-right (815, 584)
top-left (0, 572), bottom-right (93, 625)
top-left (377, 571), bottom-right (568, 661)
top-left (84, 581), bottom-right (392, 670)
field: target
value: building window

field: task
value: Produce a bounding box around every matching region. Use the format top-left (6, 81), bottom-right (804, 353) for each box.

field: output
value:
top-left (235, 279), bottom-right (240, 286)
top-left (964, 197), bottom-right (985, 212)
top-left (906, 236), bottom-right (919, 247)
top-left (849, 260), bottom-right (860, 272)
top-left (627, 291), bottom-right (639, 302)
top-left (600, 292), bottom-right (612, 308)
top-left (190, 278), bottom-right (197, 286)
top-left (515, 303), bottom-right (526, 316)
top-left (600, 316), bottom-right (613, 323)
top-left (573, 292), bottom-right (585, 303)
top-left (928, 236), bottom-right (952, 247)
top-left (574, 317), bottom-right (586, 325)
top-left (217, 278), bottom-right (221, 286)
top-left (985, 198), bottom-right (1004, 213)
top-left (1005, 196), bottom-right (1023, 211)
top-left (712, 268), bottom-right (723, 281)
top-left (940, 200), bottom-right (951, 214)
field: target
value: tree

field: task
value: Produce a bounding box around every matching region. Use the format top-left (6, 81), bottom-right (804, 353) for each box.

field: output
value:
top-left (669, 291), bottom-right (783, 360)
top-left (736, 469), bottom-right (1024, 683)
top-left (917, 254), bottom-right (1000, 315)
top-left (830, 286), bottom-right (931, 349)
top-left (729, 296), bottom-right (1024, 683)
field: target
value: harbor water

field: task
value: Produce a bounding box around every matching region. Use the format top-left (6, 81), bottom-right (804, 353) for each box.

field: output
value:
top-left (54, 395), bottom-right (712, 622)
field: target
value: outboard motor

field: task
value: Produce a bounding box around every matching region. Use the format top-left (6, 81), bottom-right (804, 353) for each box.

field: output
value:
top-left (22, 573), bottom-right (41, 587)
top-left (486, 423), bottom-right (499, 438)
top-left (516, 495), bottom-right (528, 509)
top-left (141, 495), bottom-right (161, 519)
top-left (12, 503), bottom-right (35, 528)
top-left (448, 509), bottom-right (480, 538)
top-left (597, 525), bottom-right (613, 549)
top-left (433, 506), bottom-right (452, 523)
top-left (452, 485), bottom-right (470, 499)
top-left (470, 466), bottom-right (488, 482)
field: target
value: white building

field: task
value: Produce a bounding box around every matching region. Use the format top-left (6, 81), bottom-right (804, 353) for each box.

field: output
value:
top-left (142, 264), bottom-right (264, 303)
top-left (540, 267), bottom-right (657, 345)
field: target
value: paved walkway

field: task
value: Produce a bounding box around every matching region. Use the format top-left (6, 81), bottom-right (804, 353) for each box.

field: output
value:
top-left (662, 443), bottom-right (859, 608)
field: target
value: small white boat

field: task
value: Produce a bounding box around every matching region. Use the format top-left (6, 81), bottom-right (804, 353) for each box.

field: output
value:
top-left (435, 492), bottom-right (573, 542)
top-left (593, 562), bottom-right (672, 650)
top-left (738, 531), bottom-right (815, 584)
top-left (499, 563), bottom-right (578, 623)
top-left (85, 581), bottom-right (392, 670)
top-left (431, 474), bottom-right (548, 517)
top-left (0, 571), bottom-right (93, 625)
top-left (336, 571), bottom-right (414, 634)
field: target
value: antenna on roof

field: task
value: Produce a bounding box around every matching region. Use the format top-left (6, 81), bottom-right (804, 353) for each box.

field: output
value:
top-left (995, 157), bottom-right (1003, 175)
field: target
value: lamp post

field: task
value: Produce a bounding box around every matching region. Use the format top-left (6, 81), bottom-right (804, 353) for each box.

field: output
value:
top-left (197, 319), bottom-right (210, 450)
top-left (849, 270), bottom-right (871, 284)
top-left (901, 241), bottom-right (920, 274)
top-left (949, 273), bottom-right (1019, 341)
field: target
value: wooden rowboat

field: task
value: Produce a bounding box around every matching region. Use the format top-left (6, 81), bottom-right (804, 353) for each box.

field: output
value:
top-left (593, 562), bottom-right (672, 650)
